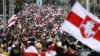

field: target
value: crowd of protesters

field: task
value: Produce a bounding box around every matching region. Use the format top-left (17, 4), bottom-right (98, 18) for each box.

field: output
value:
top-left (0, 3), bottom-right (100, 56)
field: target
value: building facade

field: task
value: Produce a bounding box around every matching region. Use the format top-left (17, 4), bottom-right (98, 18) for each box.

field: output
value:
top-left (0, 0), bottom-right (100, 17)
top-left (77, 0), bottom-right (100, 12)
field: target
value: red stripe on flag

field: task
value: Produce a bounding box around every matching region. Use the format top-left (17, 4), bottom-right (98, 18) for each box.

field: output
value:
top-left (6, 19), bottom-right (16, 28)
top-left (94, 30), bottom-right (100, 41)
top-left (67, 11), bottom-right (83, 27)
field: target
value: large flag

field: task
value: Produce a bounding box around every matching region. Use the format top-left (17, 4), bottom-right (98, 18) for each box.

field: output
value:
top-left (61, 2), bottom-right (100, 52)
top-left (6, 15), bottom-right (17, 28)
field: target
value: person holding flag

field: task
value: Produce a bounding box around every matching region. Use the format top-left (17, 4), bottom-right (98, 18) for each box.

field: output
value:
top-left (6, 15), bottom-right (17, 28)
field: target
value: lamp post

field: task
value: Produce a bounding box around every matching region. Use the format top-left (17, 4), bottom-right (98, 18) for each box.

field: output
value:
top-left (3, 0), bottom-right (6, 27)
top-left (9, 0), bottom-right (15, 18)
top-left (86, 0), bottom-right (90, 11)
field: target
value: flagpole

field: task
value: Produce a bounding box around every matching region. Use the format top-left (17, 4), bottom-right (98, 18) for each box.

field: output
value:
top-left (86, 0), bottom-right (90, 11)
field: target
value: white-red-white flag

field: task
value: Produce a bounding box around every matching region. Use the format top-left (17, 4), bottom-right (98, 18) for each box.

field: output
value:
top-left (24, 46), bottom-right (38, 56)
top-left (6, 15), bottom-right (17, 28)
top-left (61, 2), bottom-right (100, 52)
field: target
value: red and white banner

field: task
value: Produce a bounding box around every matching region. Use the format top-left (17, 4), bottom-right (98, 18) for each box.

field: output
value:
top-left (6, 15), bottom-right (17, 28)
top-left (61, 2), bottom-right (100, 52)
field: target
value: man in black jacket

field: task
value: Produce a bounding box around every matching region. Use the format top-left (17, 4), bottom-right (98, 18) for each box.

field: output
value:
top-left (10, 40), bottom-right (21, 56)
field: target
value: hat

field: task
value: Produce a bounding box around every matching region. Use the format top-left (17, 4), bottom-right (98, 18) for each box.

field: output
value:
top-left (28, 41), bottom-right (35, 46)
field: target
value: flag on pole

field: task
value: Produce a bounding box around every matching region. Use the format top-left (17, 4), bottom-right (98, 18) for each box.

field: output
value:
top-left (6, 15), bottom-right (17, 28)
top-left (61, 2), bottom-right (100, 52)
